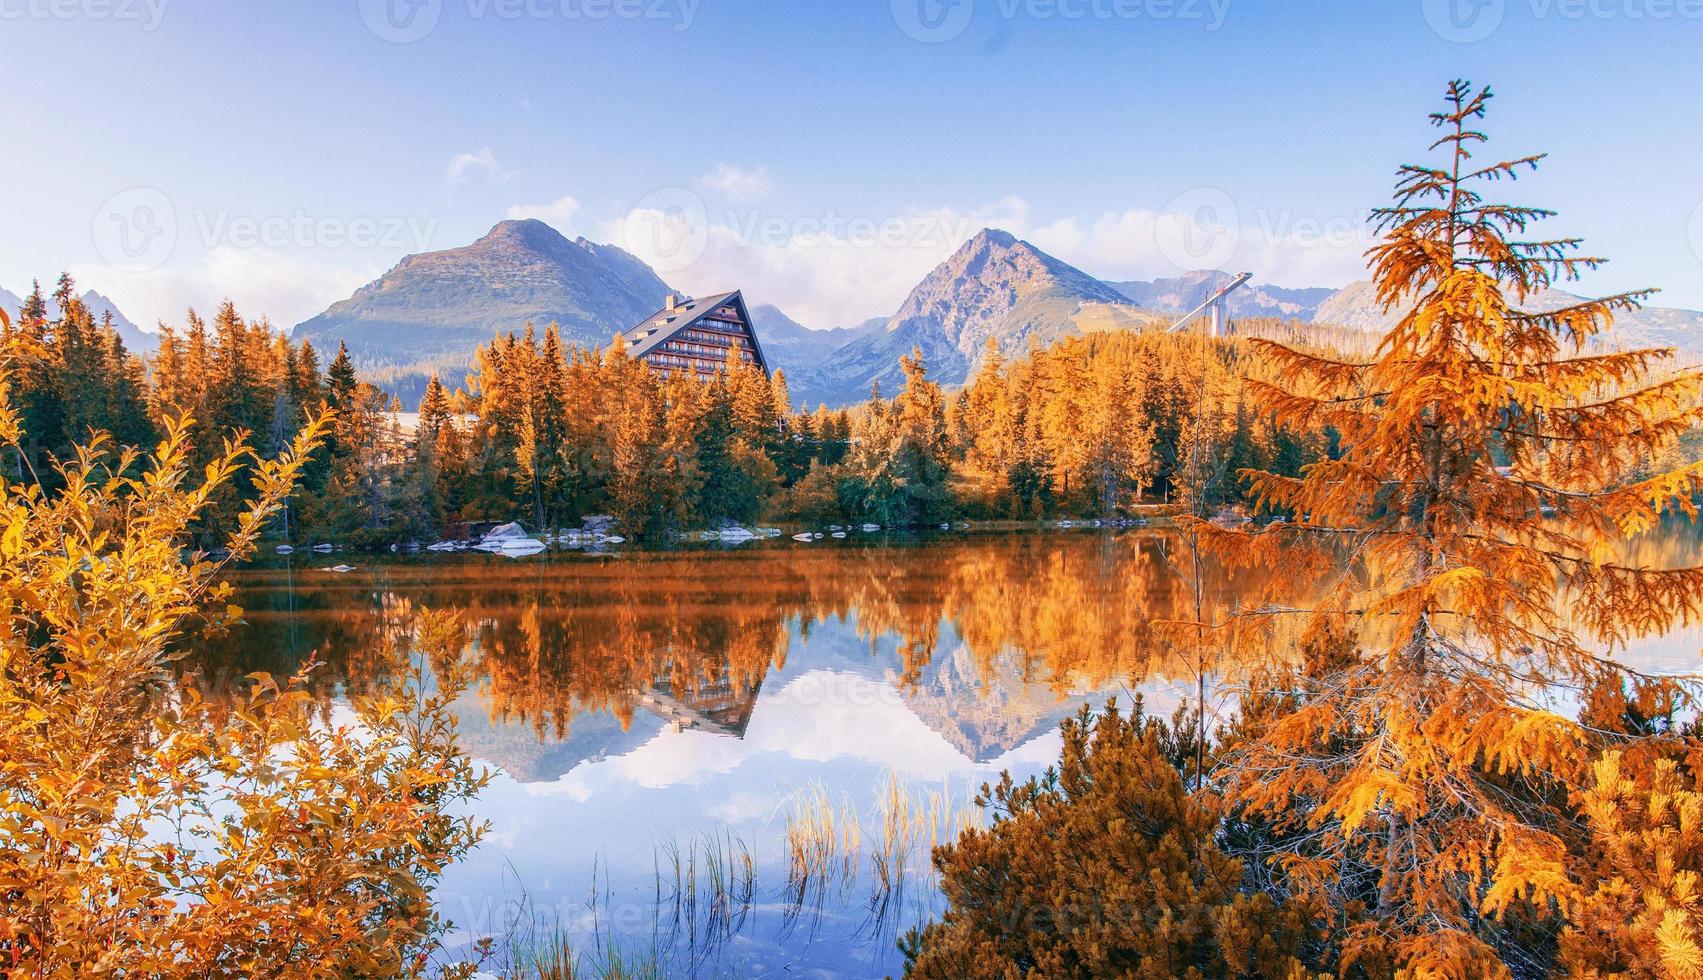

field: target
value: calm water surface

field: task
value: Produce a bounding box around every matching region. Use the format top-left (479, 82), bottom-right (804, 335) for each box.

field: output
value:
top-left (200, 528), bottom-right (1703, 977)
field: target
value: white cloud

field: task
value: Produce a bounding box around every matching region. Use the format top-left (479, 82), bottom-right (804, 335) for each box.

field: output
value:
top-left (698, 163), bottom-right (773, 203)
top-left (1048, 199), bottom-right (1376, 288)
top-left (68, 246), bottom-right (388, 334)
top-left (506, 194), bottom-right (581, 236)
top-left (447, 146), bottom-right (508, 184)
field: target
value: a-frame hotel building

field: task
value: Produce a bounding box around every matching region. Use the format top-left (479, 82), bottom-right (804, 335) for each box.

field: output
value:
top-left (617, 290), bottom-right (770, 379)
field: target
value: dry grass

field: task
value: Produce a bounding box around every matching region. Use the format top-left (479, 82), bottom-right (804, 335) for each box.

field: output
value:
top-left (779, 772), bottom-right (979, 938)
top-left (865, 772), bottom-right (977, 935)
top-left (780, 781), bottom-right (862, 933)
top-left (655, 829), bottom-right (755, 968)
top-left (523, 932), bottom-right (665, 980)
top-left (495, 772), bottom-right (982, 974)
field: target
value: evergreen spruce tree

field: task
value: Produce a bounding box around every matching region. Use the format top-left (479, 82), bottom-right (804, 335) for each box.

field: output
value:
top-left (892, 349), bottom-right (953, 525)
top-left (8, 282), bottom-right (60, 481)
top-left (180, 309), bottom-right (213, 430)
top-left (325, 341), bottom-right (358, 414)
top-left (98, 315), bottom-right (154, 450)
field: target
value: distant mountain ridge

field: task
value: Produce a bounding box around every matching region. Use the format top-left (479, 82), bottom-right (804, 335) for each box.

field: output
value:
top-left (0, 284), bottom-right (156, 353)
top-left (1110, 270), bottom-right (1334, 322)
top-left (747, 304), bottom-right (885, 376)
top-left (1313, 280), bottom-right (1703, 358)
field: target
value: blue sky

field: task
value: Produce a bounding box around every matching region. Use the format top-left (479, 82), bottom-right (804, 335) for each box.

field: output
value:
top-left (3, 0), bottom-right (1700, 329)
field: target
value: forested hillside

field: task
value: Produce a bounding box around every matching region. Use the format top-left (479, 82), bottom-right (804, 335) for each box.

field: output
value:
top-left (6, 270), bottom-right (1337, 544)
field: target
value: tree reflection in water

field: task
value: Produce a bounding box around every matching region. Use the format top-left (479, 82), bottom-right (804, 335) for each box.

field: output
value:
top-left (177, 527), bottom-right (1703, 974)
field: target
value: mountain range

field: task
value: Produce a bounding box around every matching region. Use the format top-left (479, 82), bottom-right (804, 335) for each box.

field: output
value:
top-left (289, 220), bottom-right (1703, 408)
top-left (450, 612), bottom-right (1107, 784)
top-left (9, 220), bottom-right (1700, 408)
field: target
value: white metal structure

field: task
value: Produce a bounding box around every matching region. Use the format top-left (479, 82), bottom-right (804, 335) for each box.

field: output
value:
top-left (1165, 272), bottom-right (1254, 338)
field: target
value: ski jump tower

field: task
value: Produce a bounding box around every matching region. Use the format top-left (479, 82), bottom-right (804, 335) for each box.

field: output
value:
top-left (1165, 272), bottom-right (1253, 338)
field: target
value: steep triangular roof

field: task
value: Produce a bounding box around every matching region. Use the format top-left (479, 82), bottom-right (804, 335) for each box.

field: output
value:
top-left (617, 289), bottom-right (770, 374)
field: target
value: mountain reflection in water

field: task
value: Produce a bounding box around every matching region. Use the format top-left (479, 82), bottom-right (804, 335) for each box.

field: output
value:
top-left (190, 527), bottom-right (1703, 976)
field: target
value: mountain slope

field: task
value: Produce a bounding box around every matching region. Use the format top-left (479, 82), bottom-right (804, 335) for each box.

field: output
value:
top-left (795, 229), bottom-right (1160, 406)
top-left (294, 219), bottom-right (673, 398)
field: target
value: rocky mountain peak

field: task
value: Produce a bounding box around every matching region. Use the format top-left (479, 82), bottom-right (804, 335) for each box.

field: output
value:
top-left (478, 218), bottom-right (567, 251)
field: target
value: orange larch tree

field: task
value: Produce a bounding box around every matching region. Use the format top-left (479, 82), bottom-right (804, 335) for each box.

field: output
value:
top-left (1200, 81), bottom-right (1703, 974)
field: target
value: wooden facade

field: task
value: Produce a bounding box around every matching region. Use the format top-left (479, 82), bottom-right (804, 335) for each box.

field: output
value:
top-left (618, 290), bottom-right (770, 379)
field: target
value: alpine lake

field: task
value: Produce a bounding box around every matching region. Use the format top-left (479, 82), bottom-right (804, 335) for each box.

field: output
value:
top-left (195, 523), bottom-right (1703, 977)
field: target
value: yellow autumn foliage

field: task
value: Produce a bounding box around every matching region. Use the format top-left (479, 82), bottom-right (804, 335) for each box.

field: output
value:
top-left (1563, 748), bottom-right (1703, 979)
top-left (0, 331), bottom-right (489, 977)
top-left (1193, 80), bottom-right (1703, 974)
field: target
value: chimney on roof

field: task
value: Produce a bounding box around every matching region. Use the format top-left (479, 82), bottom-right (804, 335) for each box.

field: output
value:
top-left (664, 291), bottom-right (678, 312)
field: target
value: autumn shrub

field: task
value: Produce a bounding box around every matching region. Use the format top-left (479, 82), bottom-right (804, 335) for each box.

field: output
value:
top-left (899, 699), bottom-right (1328, 979)
top-left (0, 337), bottom-right (489, 976)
